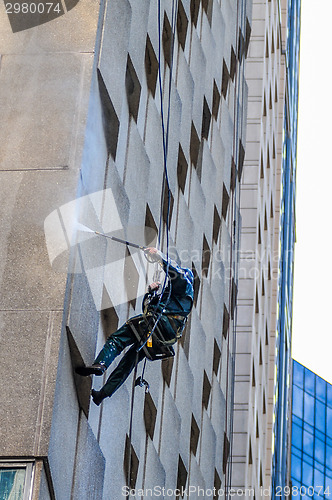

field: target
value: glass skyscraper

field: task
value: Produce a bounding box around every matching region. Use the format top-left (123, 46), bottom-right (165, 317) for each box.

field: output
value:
top-left (271, 0), bottom-right (301, 497)
top-left (291, 360), bottom-right (332, 498)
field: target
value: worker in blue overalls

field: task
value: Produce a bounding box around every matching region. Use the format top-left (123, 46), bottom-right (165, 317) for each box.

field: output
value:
top-left (76, 247), bottom-right (194, 405)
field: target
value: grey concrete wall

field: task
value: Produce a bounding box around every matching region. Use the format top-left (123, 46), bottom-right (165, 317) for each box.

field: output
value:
top-left (0, 0), bottom-right (100, 495)
top-left (0, 0), bottom-right (252, 498)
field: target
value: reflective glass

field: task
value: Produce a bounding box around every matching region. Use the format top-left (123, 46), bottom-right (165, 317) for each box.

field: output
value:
top-left (315, 400), bottom-right (326, 433)
top-left (0, 468), bottom-right (25, 500)
top-left (314, 438), bottom-right (325, 464)
top-left (303, 422), bottom-right (314, 435)
top-left (305, 369), bottom-right (315, 396)
top-left (303, 430), bottom-right (314, 456)
top-left (326, 445), bottom-right (332, 470)
top-left (292, 446), bottom-right (302, 459)
top-left (304, 393), bottom-right (315, 426)
top-left (325, 476), bottom-right (332, 495)
top-left (291, 454), bottom-right (302, 481)
top-left (327, 384), bottom-right (332, 408)
top-left (302, 461), bottom-right (313, 486)
top-left (327, 407), bottom-right (332, 432)
top-left (316, 377), bottom-right (326, 403)
top-left (315, 428), bottom-right (325, 442)
top-left (314, 460), bottom-right (324, 473)
top-left (293, 386), bottom-right (304, 418)
top-left (293, 361), bottom-right (304, 387)
top-left (293, 415), bottom-right (302, 426)
top-left (292, 423), bottom-right (302, 449)
top-left (314, 467), bottom-right (324, 487)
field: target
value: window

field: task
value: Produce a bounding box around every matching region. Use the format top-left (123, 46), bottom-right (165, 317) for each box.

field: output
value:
top-left (293, 361), bottom-right (304, 388)
top-left (314, 438), bottom-right (325, 465)
top-left (291, 453), bottom-right (302, 481)
top-left (97, 69), bottom-right (119, 160)
top-left (304, 393), bottom-right (315, 426)
top-left (316, 377), bottom-right (326, 403)
top-left (315, 399), bottom-right (326, 433)
top-left (162, 14), bottom-right (172, 67)
top-left (190, 415), bottom-right (200, 455)
top-left (202, 371), bottom-right (211, 409)
top-left (303, 430), bottom-right (314, 457)
top-left (291, 422), bottom-right (302, 450)
top-left (212, 80), bottom-right (220, 118)
top-left (125, 55), bottom-right (141, 123)
top-left (292, 386), bottom-right (303, 418)
top-left (176, 456), bottom-right (188, 497)
top-left (302, 461), bottom-right (313, 488)
top-left (144, 392), bottom-right (157, 439)
top-left (145, 35), bottom-right (158, 97)
top-left (0, 462), bottom-right (34, 500)
top-left (177, 0), bottom-right (188, 50)
top-left (201, 97), bottom-right (211, 140)
top-left (124, 436), bottom-right (139, 490)
top-left (304, 368), bottom-right (315, 396)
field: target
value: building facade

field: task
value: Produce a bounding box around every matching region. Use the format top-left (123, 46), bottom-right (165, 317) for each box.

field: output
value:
top-left (291, 360), bottom-right (332, 498)
top-left (233, 0), bottom-right (299, 497)
top-left (0, 1), bottom-right (252, 499)
top-left (271, 0), bottom-right (300, 496)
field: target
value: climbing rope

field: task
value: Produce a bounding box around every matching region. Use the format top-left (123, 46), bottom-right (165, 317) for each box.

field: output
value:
top-left (126, 1), bottom-right (178, 492)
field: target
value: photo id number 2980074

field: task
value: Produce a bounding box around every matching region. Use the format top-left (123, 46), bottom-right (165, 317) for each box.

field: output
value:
top-left (5, 2), bottom-right (61, 14)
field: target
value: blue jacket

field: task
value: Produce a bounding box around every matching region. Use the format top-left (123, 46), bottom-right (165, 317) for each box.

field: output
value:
top-left (143, 252), bottom-right (194, 318)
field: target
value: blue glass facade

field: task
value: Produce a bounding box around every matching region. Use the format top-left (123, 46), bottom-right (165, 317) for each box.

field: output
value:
top-left (291, 360), bottom-right (332, 499)
top-left (271, 0), bottom-right (301, 497)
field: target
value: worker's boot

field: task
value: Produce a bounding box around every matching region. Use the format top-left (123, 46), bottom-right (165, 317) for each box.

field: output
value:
top-left (91, 388), bottom-right (107, 406)
top-left (75, 362), bottom-right (106, 376)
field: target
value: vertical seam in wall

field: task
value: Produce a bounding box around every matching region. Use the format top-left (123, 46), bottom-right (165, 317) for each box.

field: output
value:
top-left (33, 310), bottom-right (56, 456)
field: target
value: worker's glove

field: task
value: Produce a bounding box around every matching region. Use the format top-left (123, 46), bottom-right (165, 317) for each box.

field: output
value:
top-left (144, 247), bottom-right (162, 263)
top-left (148, 282), bottom-right (161, 293)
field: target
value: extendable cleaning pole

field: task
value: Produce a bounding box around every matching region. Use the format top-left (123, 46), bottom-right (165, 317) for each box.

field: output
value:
top-left (94, 231), bottom-right (147, 250)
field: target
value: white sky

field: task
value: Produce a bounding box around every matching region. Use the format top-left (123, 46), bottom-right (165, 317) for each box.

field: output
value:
top-left (291, 0), bottom-right (332, 384)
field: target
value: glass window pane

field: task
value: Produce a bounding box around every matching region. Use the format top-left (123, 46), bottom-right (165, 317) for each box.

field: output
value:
top-left (292, 422), bottom-right (302, 449)
top-left (304, 393), bottom-right (315, 426)
top-left (293, 386), bottom-right (304, 418)
top-left (325, 476), bottom-right (332, 495)
top-left (293, 361), bottom-right (304, 387)
top-left (291, 454), bottom-right (302, 481)
top-left (315, 400), bottom-right (326, 433)
top-left (314, 466), bottom-right (324, 487)
top-left (327, 407), bottom-right (332, 432)
top-left (326, 445), bottom-right (332, 470)
top-left (293, 415), bottom-right (302, 426)
top-left (302, 461), bottom-right (313, 487)
top-left (303, 430), bottom-right (314, 456)
top-left (314, 438), bottom-right (325, 464)
top-left (0, 468), bottom-right (25, 500)
top-left (316, 377), bottom-right (326, 403)
top-left (315, 428), bottom-right (325, 442)
top-left (327, 383), bottom-right (332, 408)
top-left (305, 369), bottom-right (315, 395)
top-left (314, 460), bottom-right (324, 473)
top-left (304, 422), bottom-right (314, 435)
